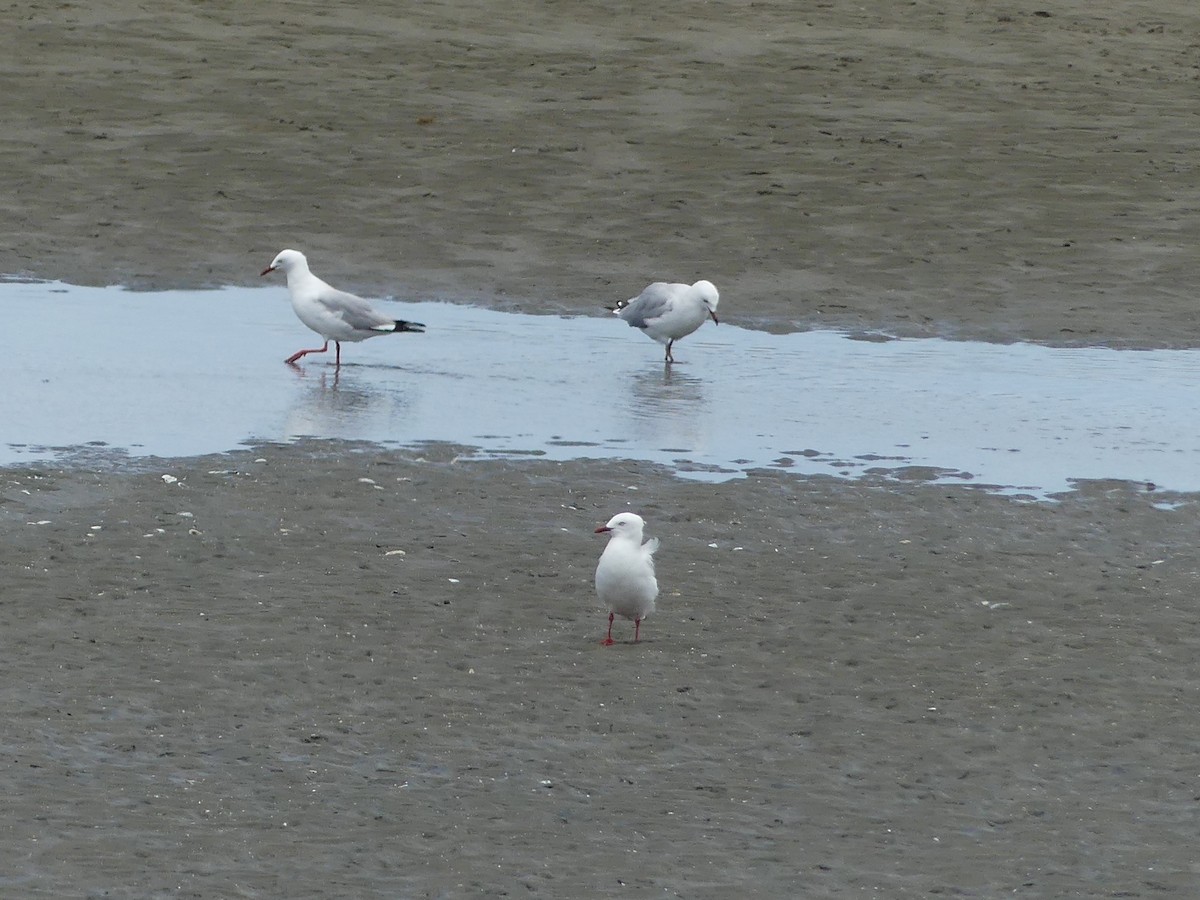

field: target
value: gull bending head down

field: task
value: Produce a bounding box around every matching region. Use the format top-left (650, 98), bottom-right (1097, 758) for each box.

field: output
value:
top-left (261, 249), bottom-right (425, 367)
top-left (594, 512), bottom-right (660, 645)
top-left (611, 279), bottom-right (720, 364)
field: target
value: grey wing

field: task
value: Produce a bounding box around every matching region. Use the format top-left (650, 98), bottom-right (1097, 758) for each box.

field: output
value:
top-left (617, 283), bottom-right (676, 328)
top-left (319, 288), bottom-right (392, 331)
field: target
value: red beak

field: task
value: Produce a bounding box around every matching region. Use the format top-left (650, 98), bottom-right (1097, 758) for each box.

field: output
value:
top-left (260, 265), bottom-right (276, 277)
top-left (594, 525), bottom-right (611, 534)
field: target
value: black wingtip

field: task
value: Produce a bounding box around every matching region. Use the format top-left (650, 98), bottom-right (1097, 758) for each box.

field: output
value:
top-left (394, 320), bottom-right (426, 333)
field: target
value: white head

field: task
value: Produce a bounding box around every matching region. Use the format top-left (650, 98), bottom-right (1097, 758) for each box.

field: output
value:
top-left (693, 280), bottom-right (720, 324)
top-left (595, 512), bottom-right (647, 541)
top-left (260, 248), bottom-right (308, 277)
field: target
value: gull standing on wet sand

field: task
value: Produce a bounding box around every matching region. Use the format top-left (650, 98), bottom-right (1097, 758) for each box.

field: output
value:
top-left (594, 512), bottom-right (660, 645)
top-left (611, 280), bottom-right (720, 363)
top-left (261, 249), bottom-right (425, 367)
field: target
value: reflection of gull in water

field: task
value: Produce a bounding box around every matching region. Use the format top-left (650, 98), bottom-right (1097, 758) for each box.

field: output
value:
top-left (283, 370), bottom-right (413, 441)
top-left (624, 364), bottom-right (709, 451)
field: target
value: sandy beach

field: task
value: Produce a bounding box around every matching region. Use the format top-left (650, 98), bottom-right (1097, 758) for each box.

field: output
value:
top-left (4, 1), bottom-right (1200, 896)
top-left (5, 1), bottom-right (1200, 345)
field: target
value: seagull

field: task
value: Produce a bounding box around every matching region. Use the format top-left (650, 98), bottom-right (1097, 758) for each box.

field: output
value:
top-left (611, 280), bottom-right (719, 363)
top-left (594, 512), bottom-right (660, 645)
top-left (260, 249), bottom-right (425, 367)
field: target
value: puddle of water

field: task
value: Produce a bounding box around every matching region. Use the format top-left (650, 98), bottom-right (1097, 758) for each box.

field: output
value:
top-left (4, 279), bottom-right (1200, 497)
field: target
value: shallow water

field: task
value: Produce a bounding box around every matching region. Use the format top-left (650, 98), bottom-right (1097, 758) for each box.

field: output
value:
top-left (5, 279), bottom-right (1200, 497)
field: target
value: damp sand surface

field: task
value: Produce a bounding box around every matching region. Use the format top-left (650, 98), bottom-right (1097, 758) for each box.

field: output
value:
top-left (4, 2), bottom-right (1200, 349)
top-left (6, 445), bottom-right (1200, 897)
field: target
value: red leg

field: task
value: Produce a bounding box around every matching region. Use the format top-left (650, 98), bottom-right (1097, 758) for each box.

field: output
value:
top-left (634, 617), bottom-right (642, 642)
top-left (286, 341), bottom-right (329, 365)
top-left (601, 611), bottom-right (615, 646)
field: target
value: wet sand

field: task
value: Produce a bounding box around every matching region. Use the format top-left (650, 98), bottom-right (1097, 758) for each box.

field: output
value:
top-left (4, 1), bottom-right (1200, 896)
top-left (5, 1), bottom-right (1200, 345)
top-left (7, 446), bottom-right (1200, 897)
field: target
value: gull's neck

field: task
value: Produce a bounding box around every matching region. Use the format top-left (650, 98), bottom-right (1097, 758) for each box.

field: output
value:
top-left (284, 262), bottom-right (322, 291)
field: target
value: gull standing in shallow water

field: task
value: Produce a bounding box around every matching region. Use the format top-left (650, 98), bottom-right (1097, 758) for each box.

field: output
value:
top-left (261, 249), bottom-right (425, 367)
top-left (611, 280), bottom-right (719, 363)
top-left (594, 512), bottom-right (660, 645)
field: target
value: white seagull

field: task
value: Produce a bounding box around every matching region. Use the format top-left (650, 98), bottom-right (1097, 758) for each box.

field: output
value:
top-left (594, 512), bottom-right (660, 645)
top-left (261, 249), bottom-right (425, 367)
top-left (611, 280), bottom-right (720, 363)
